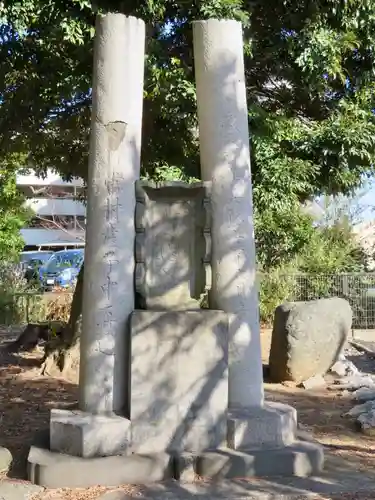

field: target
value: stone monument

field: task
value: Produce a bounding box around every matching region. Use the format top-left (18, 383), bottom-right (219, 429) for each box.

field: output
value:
top-left (27, 14), bottom-right (323, 488)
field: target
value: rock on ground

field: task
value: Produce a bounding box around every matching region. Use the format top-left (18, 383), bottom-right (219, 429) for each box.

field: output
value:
top-left (352, 387), bottom-right (375, 402)
top-left (269, 297), bottom-right (352, 383)
top-left (344, 391), bottom-right (375, 435)
top-left (0, 446), bottom-right (12, 473)
top-left (330, 358), bottom-right (358, 378)
top-left (300, 374), bottom-right (326, 389)
top-left (333, 374), bottom-right (375, 391)
top-left (346, 400), bottom-right (375, 418)
top-left (357, 410), bottom-right (375, 435)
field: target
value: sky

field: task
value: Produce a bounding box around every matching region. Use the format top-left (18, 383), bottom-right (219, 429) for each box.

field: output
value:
top-left (358, 183), bottom-right (375, 222)
top-left (310, 178), bottom-right (375, 226)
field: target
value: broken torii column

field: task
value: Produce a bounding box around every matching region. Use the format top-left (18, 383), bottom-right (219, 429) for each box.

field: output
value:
top-left (49, 13), bottom-right (146, 457)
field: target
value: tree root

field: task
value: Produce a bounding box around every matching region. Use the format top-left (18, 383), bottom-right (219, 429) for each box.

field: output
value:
top-left (4, 321), bottom-right (66, 353)
top-left (40, 338), bottom-right (80, 383)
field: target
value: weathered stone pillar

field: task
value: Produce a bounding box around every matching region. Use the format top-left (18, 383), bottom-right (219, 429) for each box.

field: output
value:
top-left (193, 19), bottom-right (263, 409)
top-left (79, 13), bottom-right (145, 414)
top-left (49, 13), bottom-right (145, 458)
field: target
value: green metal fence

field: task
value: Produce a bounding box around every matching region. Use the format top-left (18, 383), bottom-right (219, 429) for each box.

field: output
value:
top-left (259, 273), bottom-right (375, 329)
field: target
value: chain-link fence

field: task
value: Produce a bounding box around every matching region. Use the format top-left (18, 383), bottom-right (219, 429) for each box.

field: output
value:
top-left (259, 273), bottom-right (375, 334)
top-left (1, 274), bottom-right (375, 336)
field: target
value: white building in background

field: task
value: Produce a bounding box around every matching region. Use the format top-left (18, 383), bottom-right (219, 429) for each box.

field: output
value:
top-left (16, 169), bottom-right (86, 250)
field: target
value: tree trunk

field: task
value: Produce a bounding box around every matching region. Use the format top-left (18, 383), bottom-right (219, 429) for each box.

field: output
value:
top-left (39, 264), bottom-right (84, 382)
top-left (61, 263), bottom-right (84, 346)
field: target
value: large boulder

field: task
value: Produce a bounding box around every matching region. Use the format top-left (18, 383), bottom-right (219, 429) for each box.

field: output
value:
top-left (269, 297), bottom-right (352, 383)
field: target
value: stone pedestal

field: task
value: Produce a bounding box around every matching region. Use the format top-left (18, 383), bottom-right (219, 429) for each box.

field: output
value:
top-left (129, 310), bottom-right (228, 453)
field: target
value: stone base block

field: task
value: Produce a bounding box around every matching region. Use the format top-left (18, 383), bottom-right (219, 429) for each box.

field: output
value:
top-left (129, 310), bottom-right (228, 453)
top-left (177, 441), bottom-right (324, 481)
top-left (28, 429), bottom-right (174, 488)
top-left (227, 402), bottom-right (297, 450)
top-left (50, 409), bottom-right (131, 458)
top-left (27, 430), bottom-right (323, 487)
top-left (130, 417), bottom-right (227, 454)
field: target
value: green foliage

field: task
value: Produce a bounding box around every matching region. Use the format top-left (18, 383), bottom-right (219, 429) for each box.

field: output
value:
top-left (255, 207), bottom-right (314, 270)
top-left (0, 263), bottom-right (30, 324)
top-left (1, 0), bottom-right (375, 278)
top-left (0, 260), bottom-right (73, 325)
top-left (258, 269), bottom-right (297, 325)
top-left (142, 164), bottom-right (199, 183)
top-left (0, 157), bottom-right (30, 261)
top-left (1, 0), bottom-right (375, 186)
top-left (258, 203), bottom-right (368, 325)
top-left (296, 223), bottom-right (367, 274)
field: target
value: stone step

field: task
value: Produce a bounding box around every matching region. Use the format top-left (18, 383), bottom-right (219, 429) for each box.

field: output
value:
top-left (27, 430), bottom-right (323, 489)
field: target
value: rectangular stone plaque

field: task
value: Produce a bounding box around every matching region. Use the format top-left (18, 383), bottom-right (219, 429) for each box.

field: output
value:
top-left (129, 310), bottom-right (229, 453)
top-left (135, 181), bottom-right (211, 310)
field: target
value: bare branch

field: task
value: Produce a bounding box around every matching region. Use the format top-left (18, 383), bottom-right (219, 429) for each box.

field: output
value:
top-left (29, 187), bottom-right (86, 242)
top-left (35, 214), bottom-right (85, 241)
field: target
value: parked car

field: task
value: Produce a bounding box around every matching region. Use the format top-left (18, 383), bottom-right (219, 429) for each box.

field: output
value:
top-left (19, 251), bottom-right (54, 283)
top-left (40, 249), bottom-right (84, 290)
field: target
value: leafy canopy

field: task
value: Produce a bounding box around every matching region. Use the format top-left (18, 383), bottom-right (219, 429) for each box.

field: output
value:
top-left (1, 0), bottom-right (375, 268)
top-left (0, 156), bottom-right (30, 261)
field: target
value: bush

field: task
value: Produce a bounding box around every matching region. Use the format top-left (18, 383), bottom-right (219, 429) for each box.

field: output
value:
top-left (258, 270), bottom-right (297, 326)
top-left (0, 263), bottom-right (73, 325)
top-left (0, 263), bottom-right (30, 324)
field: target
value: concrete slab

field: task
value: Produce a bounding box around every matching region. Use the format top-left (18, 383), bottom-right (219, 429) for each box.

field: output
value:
top-left (27, 429), bottom-right (323, 489)
top-left (28, 446), bottom-right (174, 488)
top-left (350, 338), bottom-right (375, 355)
top-left (28, 429), bottom-right (174, 488)
top-left (95, 454), bottom-right (375, 498)
top-left (177, 441), bottom-right (323, 481)
top-left (21, 429), bottom-right (375, 497)
top-left (352, 329), bottom-right (375, 342)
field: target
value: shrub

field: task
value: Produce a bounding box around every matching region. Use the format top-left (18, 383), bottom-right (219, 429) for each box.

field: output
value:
top-left (0, 263), bottom-right (73, 325)
top-left (258, 270), bottom-right (297, 326)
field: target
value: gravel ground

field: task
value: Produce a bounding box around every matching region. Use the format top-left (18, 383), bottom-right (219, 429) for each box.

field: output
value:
top-left (1, 327), bottom-right (375, 499)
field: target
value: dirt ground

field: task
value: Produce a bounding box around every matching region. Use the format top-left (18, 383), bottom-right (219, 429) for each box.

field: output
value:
top-left (1, 327), bottom-right (375, 499)
top-left (261, 329), bottom-right (375, 465)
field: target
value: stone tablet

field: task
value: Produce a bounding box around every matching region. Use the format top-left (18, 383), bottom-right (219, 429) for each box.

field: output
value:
top-left (135, 181), bottom-right (212, 310)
